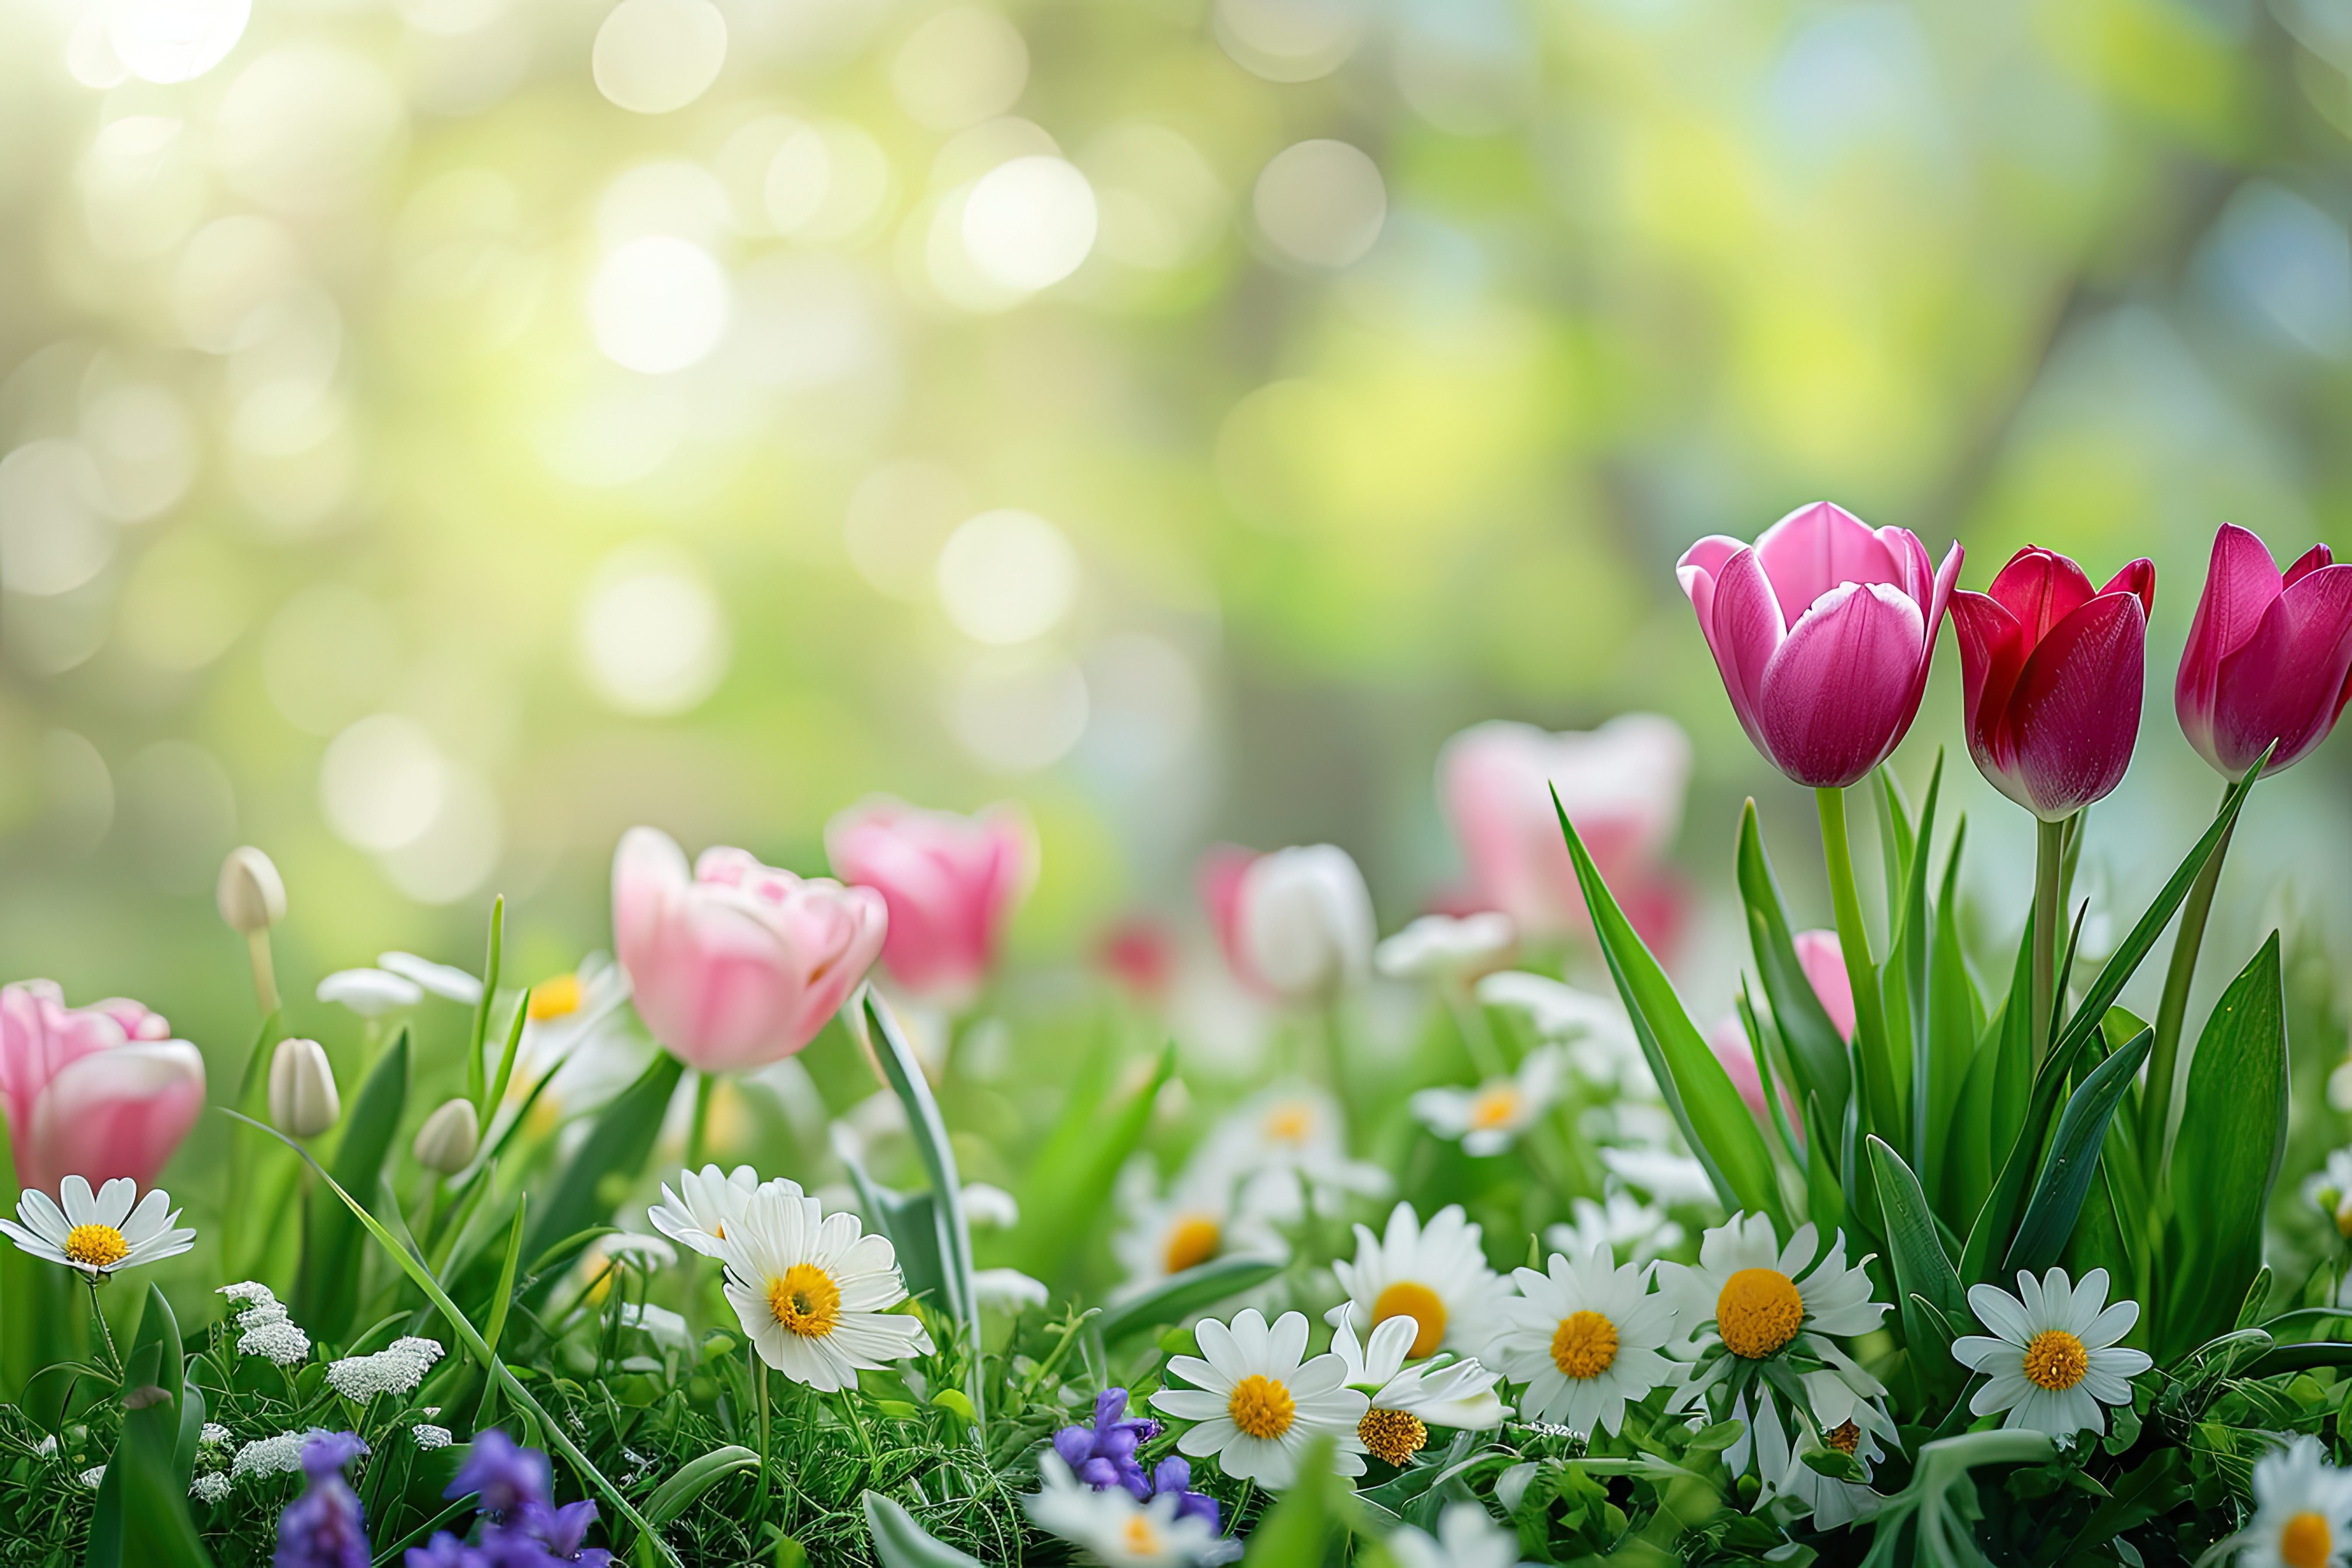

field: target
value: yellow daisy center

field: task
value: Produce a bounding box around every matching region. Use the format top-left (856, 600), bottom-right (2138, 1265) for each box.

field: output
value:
top-left (529, 973), bottom-right (583, 1020)
top-left (1717, 1267), bottom-right (1804, 1359)
top-left (1120, 1513), bottom-right (1163, 1554)
top-left (1358, 1408), bottom-right (1428, 1465)
top-left (766, 1263), bottom-right (841, 1339)
top-left (64, 1223), bottom-right (129, 1271)
top-left (2021, 1329), bottom-right (2089, 1392)
top-left (1163, 1215), bottom-right (1221, 1274)
top-left (1227, 1374), bottom-right (1295, 1440)
top-left (1551, 1309), bottom-right (1619, 1379)
top-left (1468, 1085), bottom-right (1521, 1130)
top-left (2335, 1201), bottom-right (2352, 1240)
top-left (2283, 1511), bottom-right (2333, 1568)
top-left (1826, 1420), bottom-right (1860, 1455)
top-left (1372, 1281), bottom-right (1448, 1358)
top-left (1265, 1104), bottom-right (1312, 1144)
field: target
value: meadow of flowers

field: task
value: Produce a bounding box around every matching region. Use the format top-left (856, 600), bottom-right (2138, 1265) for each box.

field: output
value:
top-left (10, 503), bottom-right (2352, 1566)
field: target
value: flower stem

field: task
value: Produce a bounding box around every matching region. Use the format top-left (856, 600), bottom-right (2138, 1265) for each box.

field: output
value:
top-left (684, 1070), bottom-right (717, 1170)
top-left (85, 1276), bottom-right (121, 1380)
top-left (2143, 795), bottom-right (2235, 1159)
top-left (1815, 786), bottom-right (1896, 1136)
top-left (2030, 815), bottom-right (2067, 1071)
top-left (245, 930), bottom-right (280, 1017)
top-left (752, 1354), bottom-right (773, 1519)
top-left (1445, 987), bottom-right (1507, 1081)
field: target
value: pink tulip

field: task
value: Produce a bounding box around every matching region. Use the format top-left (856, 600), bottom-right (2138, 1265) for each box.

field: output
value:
top-left (824, 799), bottom-right (1035, 1005)
top-left (1707, 1013), bottom-right (1772, 1119)
top-left (1793, 928), bottom-right (1856, 1041)
top-left (1950, 546), bottom-right (2154, 821)
top-left (2177, 523), bottom-right (2352, 777)
top-left (612, 828), bottom-right (888, 1071)
top-left (1437, 715), bottom-right (1691, 941)
top-left (1678, 503), bottom-right (1963, 789)
top-left (1197, 844), bottom-right (1261, 990)
top-left (0, 982), bottom-right (206, 1194)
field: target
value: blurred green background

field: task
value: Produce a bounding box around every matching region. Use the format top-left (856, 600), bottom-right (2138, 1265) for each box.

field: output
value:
top-left (2, 0), bottom-right (2349, 1154)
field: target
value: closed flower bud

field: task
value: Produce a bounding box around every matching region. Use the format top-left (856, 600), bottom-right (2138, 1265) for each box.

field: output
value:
top-left (268, 1038), bottom-right (340, 1138)
top-left (411, 1098), bottom-right (479, 1174)
top-left (216, 847), bottom-right (287, 935)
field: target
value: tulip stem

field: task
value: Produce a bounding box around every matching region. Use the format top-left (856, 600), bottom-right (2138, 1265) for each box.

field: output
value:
top-left (684, 1070), bottom-right (717, 1170)
top-left (1815, 787), bottom-right (1899, 1138)
top-left (2144, 804), bottom-right (2235, 1161)
top-left (2030, 817), bottom-right (2066, 1070)
top-left (245, 930), bottom-right (280, 1017)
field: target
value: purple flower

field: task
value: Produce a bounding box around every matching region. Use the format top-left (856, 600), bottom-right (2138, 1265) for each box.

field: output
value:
top-left (1149, 1455), bottom-right (1218, 1531)
top-left (1050, 1386), bottom-right (1162, 1499)
top-left (405, 1537), bottom-right (479, 1568)
top-left (447, 1430), bottom-right (551, 1520)
top-left (274, 1431), bottom-right (370, 1568)
top-left (518, 1499), bottom-right (612, 1566)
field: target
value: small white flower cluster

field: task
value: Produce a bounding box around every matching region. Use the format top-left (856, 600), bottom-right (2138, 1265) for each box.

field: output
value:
top-left (411, 1424), bottom-right (453, 1450)
top-left (230, 1432), bottom-right (308, 1483)
top-left (199, 1423), bottom-right (231, 1448)
top-left (325, 1336), bottom-right (446, 1401)
top-left (78, 1466), bottom-right (106, 1490)
top-left (191, 1472), bottom-right (232, 1504)
top-left (219, 1282), bottom-right (311, 1367)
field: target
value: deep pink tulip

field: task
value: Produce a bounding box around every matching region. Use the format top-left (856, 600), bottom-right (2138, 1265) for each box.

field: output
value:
top-left (1678, 503), bottom-right (1963, 789)
top-left (824, 799), bottom-right (1035, 1006)
top-left (1950, 546), bottom-right (2154, 821)
top-left (1437, 715), bottom-right (1690, 940)
top-left (0, 981), bottom-right (206, 1194)
top-left (612, 828), bottom-right (888, 1071)
top-left (2177, 523), bottom-right (2352, 777)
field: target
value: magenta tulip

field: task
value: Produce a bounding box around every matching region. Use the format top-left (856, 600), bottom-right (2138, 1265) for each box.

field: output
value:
top-left (612, 827), bottom-right (889, 1071)
top-left (824, 798), bottom-right (1035, 1006)
top-left (1949, 547), bottom-right (2154, 821)
top-left (2176, 523), bottom-right (2352, 777)
top-left (0, 981), bottom-right (206, 1194)
top-left (1677, 503), bottom-right (1963, 789)
top-left (1436, 715), bottom-right (1690, 940)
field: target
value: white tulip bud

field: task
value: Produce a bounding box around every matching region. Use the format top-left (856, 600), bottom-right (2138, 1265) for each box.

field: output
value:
top-left (268, 1038), bottom-right (340, 1138)
top-left (216, 847), bottom-right (287, 935)
top-left (412, 1098), bottom-right (480, 1174)
top-left (1236, 844), bottom-right (1376, 1001)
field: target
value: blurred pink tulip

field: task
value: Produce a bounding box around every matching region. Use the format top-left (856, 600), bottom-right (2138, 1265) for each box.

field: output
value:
top-left (1678, 502), bottom-right (1962, 789)
top-left (0, 981), bottom-right (206, 1194)
top-left (1437, 715), bottom-right (1691, 941)
top-left (824, 799), bottom-right (1035, 1006)
top-left (2177, 523), bottom-right (2352, 777)
top-left (613, 828), bottom-right (889, 1071)
top-left (1793, 928), bottom-right (1856, 1041)
top-left (1707, 1013), bottom-right (1772, 1119)
top-left (1197, 843), bottom-right (1262, 990)
top-left (1951, 546), bottom-right (2155, 821)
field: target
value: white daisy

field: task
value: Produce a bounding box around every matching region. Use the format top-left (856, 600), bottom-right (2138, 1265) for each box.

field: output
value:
top-left (1384, 1502), bottom-right (1529, 1568)
top-left (1409, 1047), bottom-right (1568, 1157)
top-left (315, 968), bottom-right (423, 1018)
top-left (1485, 1243), bottom-right (1678, 1438)
top-left (1597, 1146), bottom-right (1717, 1207)
top-left (713, 1180), bottom-right (933, 1392)
top-left (601, 1232), bottom-right (679, 1268)
top-left (1150, 1308), bottom-right (1371, 1489)
top-left (1544, 1191), bottom-right (1684, 1267)
top-left (1663, 1213), bottom-right (1887, 1361)
top-left (2236, 1435), bottom-right (2352, 1568)
top-left (975, 1267), bottom-right (1050, 1312)
top-left (0, 1176), bottom-right (194, 1279)
top-left (1326, 1308), bottom-right (1508, 1466)
top-left (1747, 1384), bottom-right (1899, 1527)
top-left (1192, 1085), bottom-right (1391, 1211)
top-left (1374, 913), bottom-right (1516, 983)
top-left (621, 1302), bottom-right (690, 1352)
top-left (2305, 1147), bottom-right (2352, 1241)
top-left (1951, 1267), bottom-right (2151, 1439)
top-left (647, 1164), bottom-right (763, 1257)
top-left (505, 954), bottom-right (643, 1116)
top-left (1332, 1202), bottom-right (1505, 1361)
top-left (1110, 1160), bottom-right (1288, 1299)
top-left (1025, 1454), bottom-right (1243, 1566)
top-left (1475, 972), bottom-right (1650, 1094)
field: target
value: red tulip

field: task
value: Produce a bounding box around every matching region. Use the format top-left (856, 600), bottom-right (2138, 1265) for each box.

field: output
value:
top-left (1678, 503), bottom-right (1962, 788)
top-left (2176, 523), bottom-right (2352, 777)
top-left (1950, 546), bottom-right (2154, 820)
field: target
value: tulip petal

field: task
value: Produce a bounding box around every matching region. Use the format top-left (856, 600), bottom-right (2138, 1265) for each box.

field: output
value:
top-left (2099, 558), bottom-right (2156, 618)
top-left (1949, 591), bottom-right (2029, 769)
top-left (1755, 581), bottom-right (1926, 788)
top-left (1986, 548), bottom-right (2097, 643)
top-left (2177, 524), bottom-right (2284, 760)
top-left (2210, 560), bottom-right (2352, 773)
top-left (24, 1041), bottom-right (207, 1194)
top-left (2284, 542), bottom-right (2336, 589)
top-left (1698, 546), bottom-right (1786, 756)
top-left (1754, 502), bottom-right (1900, 627)
top-left (2001, 591), bottom-right (2148, 819)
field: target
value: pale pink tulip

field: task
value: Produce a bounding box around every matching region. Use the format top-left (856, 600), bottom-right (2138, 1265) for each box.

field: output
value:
top-left (1707, 1013), bottom-right (1774, 1120)
top-left (1437, 715), bottom-right (1691, 940)
top-left (1793, 928), bottom-right (1856, 1041)
top-left (0, 981), bottom-right (206, 1194)
top-left (612, 828), bottom-right (889, 1071)
top-left (1197, 843), bottom-right (1263, 991)
top-left (824, 799), bottom-right (1036, 1006)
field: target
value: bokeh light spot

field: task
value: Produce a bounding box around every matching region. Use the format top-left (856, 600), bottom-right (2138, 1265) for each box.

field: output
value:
top-left (593, 0), bottom-right (729, 114)
top-left (962, 157), bottom-right (1098, 291)
top-left (322, 715), bottom-right (446, 851)
top-left (575, 543), bottom-right (730, 714)
top-left (1254, 140), bottom-right (1386, 268)
top-left (948, 650), bottom-right (1089, 773)
top-left (936, 509), bottom-right (1079, 644)
top-left (107, 0), bottom-right (250, 84)
top-left (1213, 0), bottom-right (1363, 82)
top-left (891, 7), bottom-right (1028, 130)
top-left (589, 236), bottom-right (730, 373)
top-left (0, 441), bottom-right (114, 598)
